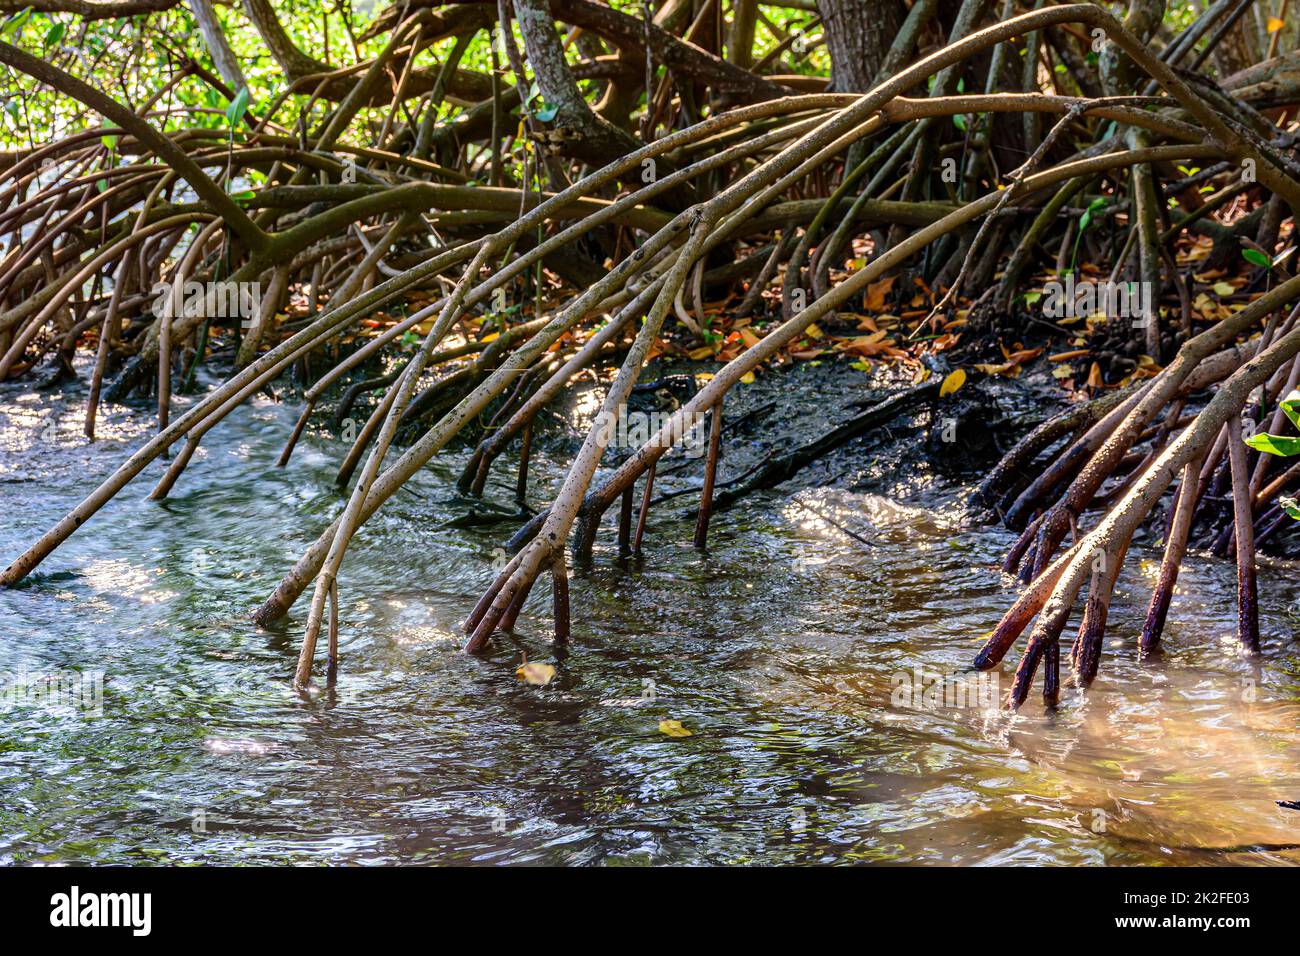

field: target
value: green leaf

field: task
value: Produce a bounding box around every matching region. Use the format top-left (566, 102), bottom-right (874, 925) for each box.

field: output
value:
top-left (0, 7), bottom-right (32, 37)
top-left (225, 87), bottom-right (250, 127)
top-left (1281, 496), bottom-right (1300, 521)
top-left (1242, 247), bottom-right (1272, 269)
top-left (43, 21), bottom-right (64, 48)
top-left (533, 103), bottom-right (558, 122)
top-left (1280, 389), bottom-right (1300, 431)
top-left (1244, 431), bottom-right (1300, 456)
top-left (1078, 197), bottom-right (1106, 234)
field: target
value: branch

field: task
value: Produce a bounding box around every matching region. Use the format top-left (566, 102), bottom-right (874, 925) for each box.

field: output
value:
top-left (366, 0), bottom-right (794, 102)
top-left (0, 0), bottom-right (177, 17)
top-left (0, 41), bottom-right (266, 251)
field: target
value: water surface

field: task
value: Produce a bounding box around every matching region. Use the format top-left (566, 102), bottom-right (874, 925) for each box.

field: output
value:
top-left (3, 366), bottom-right (1300, 865)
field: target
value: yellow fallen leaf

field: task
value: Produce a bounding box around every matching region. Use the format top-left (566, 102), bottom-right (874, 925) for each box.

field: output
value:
top-left (740, 371), bottom-right (755, 384)
top-left (658, 719), bottom-right (692, 738)
top-left (974, 361), bottom-right (1025, 379)
top-left (516, 662), bottom-right (556, 686)
top-left (1269, 16), bottom-right (1285, 32)
top-left (939, 368), bottom-right (966, 397)
top-left (480, 331), bottom-right (500, 343)
top-left (804, 323), bottom-right (824, 339)
top-left (687, 345), bottom-right (715, 360)
top-left (1212, 281), bottom-right (1235, 296)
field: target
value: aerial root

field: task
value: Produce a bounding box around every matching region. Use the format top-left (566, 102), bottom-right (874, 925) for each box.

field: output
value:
top-left (632, 462), bottom-right (657, 556)
top-left (1139, 458), bottom-right (1204, 656)
top-left (981, 303), bottom-right (1300, 706)
top-left (1226, 414), bottom-right (1262, 655)
top-left (693, 401), bottom-right (724, 551)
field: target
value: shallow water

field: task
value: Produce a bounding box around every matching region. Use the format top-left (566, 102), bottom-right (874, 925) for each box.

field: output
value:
top-left (3, 366), bottom-right (1300, 866)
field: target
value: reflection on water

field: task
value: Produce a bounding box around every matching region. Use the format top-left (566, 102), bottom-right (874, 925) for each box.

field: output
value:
top-left (2, 369), bottom-right (1300, 866)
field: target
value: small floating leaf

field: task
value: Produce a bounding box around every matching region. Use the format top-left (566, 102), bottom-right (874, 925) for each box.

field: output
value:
top-left (515, 661), bottom-right (556, 686)
top-left (658, 719), bottom-right (692, 738)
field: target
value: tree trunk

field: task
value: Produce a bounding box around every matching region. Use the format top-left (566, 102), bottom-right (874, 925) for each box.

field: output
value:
top-left (188, 0), bottom-right (247, 92)
top-left (513, 0), bottom-right (641, 166)
top-left (815, 0), bottom-right (907, 92)
top-left (727, 0), bottom-right (758, 69)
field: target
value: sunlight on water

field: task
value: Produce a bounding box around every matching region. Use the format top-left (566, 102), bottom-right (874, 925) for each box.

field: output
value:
top-left (1, 367), bottom-right (1299, 865)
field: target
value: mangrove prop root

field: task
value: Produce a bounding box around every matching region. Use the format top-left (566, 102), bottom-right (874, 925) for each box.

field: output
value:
top-left (693, 402), bottom-right (724, 551)
top-left (1139, 457), bottom-right (1204, 656)
top-left (1227, 414), bottom-right (1262, 655)
top-left (8, 2), bottom-right (1300, 700)
top-left (632, 462), bottom-right (656, 556)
